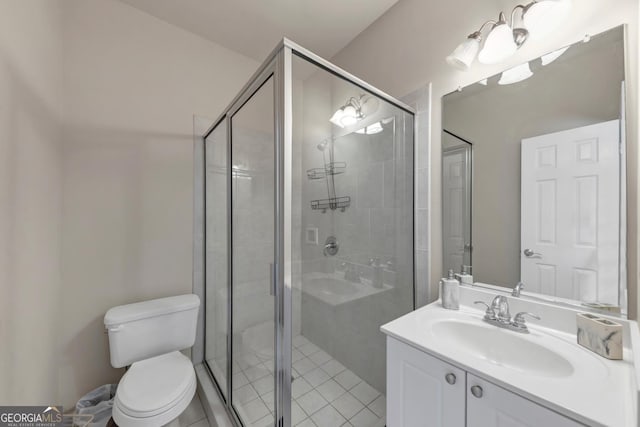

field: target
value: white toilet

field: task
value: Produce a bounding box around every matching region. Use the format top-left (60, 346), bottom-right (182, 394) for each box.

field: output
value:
top-left (104, 294), bottom-right (200, 427)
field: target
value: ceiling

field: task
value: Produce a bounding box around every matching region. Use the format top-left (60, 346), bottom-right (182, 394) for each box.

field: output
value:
top-left (118, 0), bottom-right (399, 62)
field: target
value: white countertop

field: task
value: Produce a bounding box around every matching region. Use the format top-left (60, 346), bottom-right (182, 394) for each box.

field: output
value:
top-left (381, 296), bottom-right (637, 427)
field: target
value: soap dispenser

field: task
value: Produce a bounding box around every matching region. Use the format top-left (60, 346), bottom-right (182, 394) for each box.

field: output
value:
top-left (456, 265), bottom-right (473, 285)
top-left (440, 269), bottom-right (459, 310)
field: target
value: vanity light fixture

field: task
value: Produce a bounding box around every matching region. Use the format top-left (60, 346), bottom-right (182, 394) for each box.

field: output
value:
top-left (477, 13), bottom-right (519, 64)
top-left (446, 0), bottom-right (572, 70)
top-left (540, 45), bottom-right (569, 65)
top-left (498, 62), bottom-right (533, 85)
top-left (446, 32), bottom-right (482, 69)
top-left (522, 0), bottom-right (572, 40)
top-left (330, 95), bottom-right (368, 128)
top-left (355, 121), bottom-right (384, 135)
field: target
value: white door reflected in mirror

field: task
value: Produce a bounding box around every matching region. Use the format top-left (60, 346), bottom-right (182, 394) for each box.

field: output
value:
top-left (520, 120), bottom-right (621, 305)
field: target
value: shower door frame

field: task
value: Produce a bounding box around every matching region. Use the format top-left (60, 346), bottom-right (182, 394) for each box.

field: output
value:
top-left (201, 39), bottom-right (416, 427)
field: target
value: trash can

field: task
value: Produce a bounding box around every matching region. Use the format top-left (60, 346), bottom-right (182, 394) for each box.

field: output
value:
top-left (73, 384), bottom-right (117, 427)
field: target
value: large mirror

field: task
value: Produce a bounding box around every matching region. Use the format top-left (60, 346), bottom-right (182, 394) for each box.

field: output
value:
top-left (442, 26), bottom-right (628, 316)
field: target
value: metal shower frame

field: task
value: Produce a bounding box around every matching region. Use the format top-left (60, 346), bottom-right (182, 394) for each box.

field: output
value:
top-left (200, 38), bottom-right (416, 427)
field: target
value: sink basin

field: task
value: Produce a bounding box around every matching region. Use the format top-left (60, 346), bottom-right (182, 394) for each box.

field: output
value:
top-left (306, 277), bottom-right (360, 296)
top-left (432, 320), bottom-right (574, 377)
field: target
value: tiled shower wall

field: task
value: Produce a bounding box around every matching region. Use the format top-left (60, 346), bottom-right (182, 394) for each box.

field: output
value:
top-left (295, 66), bottom-right (419, 393)
top-left (403, 85), bottom-right (432, 308)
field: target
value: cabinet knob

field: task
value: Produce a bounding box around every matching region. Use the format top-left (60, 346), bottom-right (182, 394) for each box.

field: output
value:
top-left (445, 373), bottom-right (456, 385)
top-left (470, 385), bottom-right (483, 398)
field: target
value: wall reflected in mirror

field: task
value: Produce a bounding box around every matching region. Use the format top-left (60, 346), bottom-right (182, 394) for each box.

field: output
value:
top-left (442, 26), bottom-right (627, 316)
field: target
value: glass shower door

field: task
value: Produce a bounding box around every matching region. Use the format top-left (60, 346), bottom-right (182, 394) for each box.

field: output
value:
top-left (230, 76), bottom-right (276, 426)
top-left (204, 119), bottom-right (229, 400)
top-left (288, 54), bottom-right (414, 427)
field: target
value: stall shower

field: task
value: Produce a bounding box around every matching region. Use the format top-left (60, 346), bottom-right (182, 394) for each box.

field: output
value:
top-left (196, 40), bottom-right (415, 427)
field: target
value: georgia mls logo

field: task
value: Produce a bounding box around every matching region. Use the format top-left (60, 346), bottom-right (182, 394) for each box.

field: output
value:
top-left (0, 406), bottom-right (63, 427)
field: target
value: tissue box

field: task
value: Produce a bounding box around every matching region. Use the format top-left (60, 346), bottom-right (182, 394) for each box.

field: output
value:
top-left (576, 313), bottom-right (622, 360)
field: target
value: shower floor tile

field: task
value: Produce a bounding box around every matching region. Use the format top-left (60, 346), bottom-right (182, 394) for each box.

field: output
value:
top-left (230, 335), bottom-right (385, 427)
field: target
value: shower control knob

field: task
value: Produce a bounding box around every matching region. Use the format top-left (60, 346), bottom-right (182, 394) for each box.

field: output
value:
top-left (445, 373), bottom-right (456, 385)
top-left (323, 236), bottom-right (339, 256)
top-left (471, 385), bottom-right (483, 398)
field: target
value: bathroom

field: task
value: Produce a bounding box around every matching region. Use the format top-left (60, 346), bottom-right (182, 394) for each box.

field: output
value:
top-left (0, 0), bottom-right (639, 427)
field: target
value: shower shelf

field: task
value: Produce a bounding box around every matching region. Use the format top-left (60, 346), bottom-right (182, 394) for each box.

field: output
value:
top-left (311, 196), bottom-right (351, 213)
top-left (306, 162), bottom-right (346, 180)
top-left (308, 138), bottom-right (350, 213)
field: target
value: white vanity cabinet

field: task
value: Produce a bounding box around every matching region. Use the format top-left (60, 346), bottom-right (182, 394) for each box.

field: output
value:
top-left (387, 337), bottom-right (583, 427)
top-left (466, 374), bottom-right (583, 427)
top-left (387, 337), bottom-right (465, 427)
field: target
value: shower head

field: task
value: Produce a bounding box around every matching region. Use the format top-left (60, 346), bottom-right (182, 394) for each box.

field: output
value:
top-left (317, 140), bottom-right (328, 151)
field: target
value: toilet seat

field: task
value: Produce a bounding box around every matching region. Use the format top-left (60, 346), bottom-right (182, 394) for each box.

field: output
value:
top-left (112, 351), bottom-right (196, 427)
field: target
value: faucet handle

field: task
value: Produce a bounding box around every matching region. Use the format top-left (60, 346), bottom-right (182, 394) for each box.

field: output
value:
top-left (474, 301), bottom-right (496, 320)
top-left (512, 312), bottom-right (541, 330)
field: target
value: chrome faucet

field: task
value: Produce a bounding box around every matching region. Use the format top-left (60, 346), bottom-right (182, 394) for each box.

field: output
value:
top-left (491, 295), bottom-right (511, 323)
top-left (474, 295), bottom-right (540, 334)
top-left (511, 281), bottom-right (524, 297)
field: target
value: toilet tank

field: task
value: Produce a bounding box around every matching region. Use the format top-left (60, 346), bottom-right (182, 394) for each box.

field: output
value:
top-left (104, 294), bottom-right (200, 368)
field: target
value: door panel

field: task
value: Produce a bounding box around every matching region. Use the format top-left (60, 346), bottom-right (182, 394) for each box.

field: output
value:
top-left (466, 374), bottom-right (582, 427)
top-left (204, 120), bottom-right (229, 399)
top-left (230, 76), bottom-right (276, 426)
top-left (521, 120), bottom-right (620, 304)
top-left (443, 140), bottom-right (472, 274)
top-left (387, 338), bottom-right (465, 427)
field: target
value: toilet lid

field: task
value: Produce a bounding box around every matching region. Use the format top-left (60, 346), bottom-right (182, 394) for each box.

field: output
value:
top-left (115, 351), bottom-right (196, 418)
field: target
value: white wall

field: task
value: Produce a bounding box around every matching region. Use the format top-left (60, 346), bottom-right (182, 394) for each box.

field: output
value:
top-left (0, 1), bottom-right (64, 405)
top-left (332, 0), bottom-right (639, 317)
top-left (58, 0), bottom-right (257, 408)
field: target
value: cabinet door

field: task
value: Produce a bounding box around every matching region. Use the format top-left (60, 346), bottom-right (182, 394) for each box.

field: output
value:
top-left (466, 374), bottom-right (583, 427)
top-left (387, 337), bottom-right (465, 427)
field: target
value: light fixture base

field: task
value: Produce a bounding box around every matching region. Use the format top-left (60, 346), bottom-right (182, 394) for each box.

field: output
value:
top-left (513, 27), bottom-right (529, 48)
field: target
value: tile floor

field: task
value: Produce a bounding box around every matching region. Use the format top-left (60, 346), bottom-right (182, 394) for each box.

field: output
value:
top-left (226, 335), bottom-right (386, 427)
